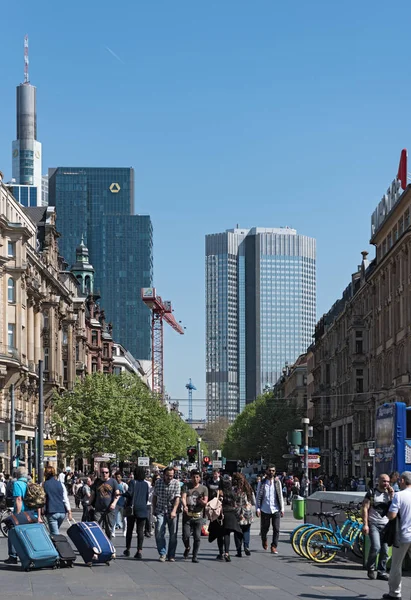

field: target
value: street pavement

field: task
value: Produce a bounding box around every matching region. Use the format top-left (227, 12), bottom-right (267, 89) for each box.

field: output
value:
top-left (0, 505), bottom-right (409, 600)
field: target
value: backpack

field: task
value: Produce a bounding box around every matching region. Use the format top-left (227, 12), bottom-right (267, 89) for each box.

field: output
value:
top-left (75, 484), bottom-right (85, 500)
top-left (25, 482), bottom-right (46, 509)
top-left (205, 495), bottom-right (223, 523)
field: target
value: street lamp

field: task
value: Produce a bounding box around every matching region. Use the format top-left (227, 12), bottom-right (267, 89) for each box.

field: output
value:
top-left (197, 437), bottom-right (202, 480)
top-left (302, 417), bottom-right (310, 497)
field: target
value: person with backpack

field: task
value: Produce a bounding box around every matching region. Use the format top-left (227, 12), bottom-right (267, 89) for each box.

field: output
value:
top-left (73, 478), bottom-right (83, 509)
top-left (208, 474), bottom-right (242, 562)
top-left (4, 467), bottom-right (30, 564)
top-left (232, 472), bottom-right (254, 557)
top-left (256, 465), bottom-right (284, 554)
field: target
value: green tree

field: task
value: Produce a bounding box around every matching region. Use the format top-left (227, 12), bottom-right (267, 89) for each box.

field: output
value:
top-left (222, 392), bottom-right (302, 467)
top-left (52, 373), bottom-right (203, 467)
top-left (202, 417), bottom-right (230, 452)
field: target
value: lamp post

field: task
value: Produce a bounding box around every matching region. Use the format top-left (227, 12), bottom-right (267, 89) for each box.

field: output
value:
top-left (197, 437), bottom-right (202, 481)
top-left (302, 417), bottom-right (310, 497)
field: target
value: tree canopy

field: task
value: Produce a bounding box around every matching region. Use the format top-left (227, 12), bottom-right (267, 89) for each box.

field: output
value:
top-left (52, 373), bottom-right (201, 465)
top-left (203, 417), bottom-right (230, 452)
top-left (222, 392), bottom-right (302, 467)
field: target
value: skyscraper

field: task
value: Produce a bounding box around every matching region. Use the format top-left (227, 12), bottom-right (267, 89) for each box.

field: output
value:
top-left (206, 227), bottom-right (316, 422)
top-left (10, 36), bottom-right (45, 206)
top-left (49, 167), bottom-right (153, 360)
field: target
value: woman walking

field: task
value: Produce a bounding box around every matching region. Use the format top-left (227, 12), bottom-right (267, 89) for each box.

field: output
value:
top-left (208, 475), bottom-right (242, 562)
top-left (43, 466), bottom-right (72, 534)
top-left (232, 473), bottom-right (254, 557)
top-left (123, 467), bottom-right (149, 560)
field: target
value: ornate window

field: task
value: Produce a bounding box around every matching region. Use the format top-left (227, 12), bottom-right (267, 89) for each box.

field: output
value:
top-left (8, 278), bottom-right (15, 303)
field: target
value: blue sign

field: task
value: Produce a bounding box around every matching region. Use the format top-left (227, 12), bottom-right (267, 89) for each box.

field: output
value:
top-left (309, 447), bottom-right (320, 454)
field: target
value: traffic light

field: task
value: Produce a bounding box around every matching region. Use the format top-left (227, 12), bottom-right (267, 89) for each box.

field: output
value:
top-left (203, 456), bottom-right (210, 466)
top-left (187, 446), bottom-right (196, 463)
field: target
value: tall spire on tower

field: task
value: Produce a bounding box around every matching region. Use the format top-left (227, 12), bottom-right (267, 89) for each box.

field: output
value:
top-left (24, 35), bottom-right (29, 84)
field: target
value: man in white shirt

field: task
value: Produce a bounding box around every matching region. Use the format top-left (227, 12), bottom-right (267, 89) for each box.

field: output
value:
top-left (256, 465), bottom-right (284, 554)
top-left (383, 471), bottom-right (411, 600)
top-left (58, 470), bottom-right (66, 484)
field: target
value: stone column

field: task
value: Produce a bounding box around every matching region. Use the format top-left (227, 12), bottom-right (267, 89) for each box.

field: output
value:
top-left (27, 301), bottom-right (34, 362)
top-left (34, 306), bottom-right (42, 365)
top-left (67, 323), bottom-right (74, 389)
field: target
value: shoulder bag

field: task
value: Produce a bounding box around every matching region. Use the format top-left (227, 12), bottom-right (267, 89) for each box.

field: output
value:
top-left (123, 481), bottom-right (135, 518)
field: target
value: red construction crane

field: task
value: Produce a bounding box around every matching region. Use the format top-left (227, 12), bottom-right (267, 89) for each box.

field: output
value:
top-left (141, 288), bottom-right (184, 397)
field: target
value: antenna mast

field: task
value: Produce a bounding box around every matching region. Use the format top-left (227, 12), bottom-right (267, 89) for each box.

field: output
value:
top-left (24, 35), bottom-right (29, 83)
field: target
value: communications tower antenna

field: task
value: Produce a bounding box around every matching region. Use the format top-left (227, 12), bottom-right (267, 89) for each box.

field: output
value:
top-left (24, 35), bottom-right (29, 83)
top-left (185, 379), bottom-right (197, 422)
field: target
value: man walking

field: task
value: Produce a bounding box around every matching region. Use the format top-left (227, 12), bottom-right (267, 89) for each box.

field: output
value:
top-left (207, 469), bottom-right (221, 500)
top-left (362, 473), bottom-right (393, 580)
top-left (181, 470), bottom-right (208, 563)
top-left (4, 467), bottom-right (29, 564)
top-left (90, 468), bottom-right (120, 540)
top-left (382, 471), bottom-right (411, 600)
top-left (256, 465), bottom-right (284, 554)
top-left (152, 467), bottom-right (181, 562)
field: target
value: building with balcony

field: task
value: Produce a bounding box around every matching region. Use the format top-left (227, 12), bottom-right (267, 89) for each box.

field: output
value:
top-left (310, 168), bottom-right (411, 480)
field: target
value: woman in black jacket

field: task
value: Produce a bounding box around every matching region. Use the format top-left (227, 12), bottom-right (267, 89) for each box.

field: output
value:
top-left (208, 476), bottom-right (242, 562)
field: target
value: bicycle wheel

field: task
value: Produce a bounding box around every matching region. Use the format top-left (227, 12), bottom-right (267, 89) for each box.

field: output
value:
top-left (299, 525), bottom-right (321, 558)
top-left (0, 514), bottom-right (9, 538)
top-left (349, 530), bottom-right (363, 558)
top-left (305, 528), bottom-right (339, 563)
top-left (291, 524), bottom-right (313, 556)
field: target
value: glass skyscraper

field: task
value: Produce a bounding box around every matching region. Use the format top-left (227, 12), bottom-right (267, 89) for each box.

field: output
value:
top-left (206, 227), bottom-right (316, 422)
top-left (49, 167), bottom-right (153, 360)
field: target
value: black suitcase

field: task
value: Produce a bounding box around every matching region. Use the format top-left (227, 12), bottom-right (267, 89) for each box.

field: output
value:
top-left (50, 533), bottom-right (76, 567)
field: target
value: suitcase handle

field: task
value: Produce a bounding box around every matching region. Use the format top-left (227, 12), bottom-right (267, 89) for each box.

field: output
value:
top-left (66, 517), bottom-right (76, 525)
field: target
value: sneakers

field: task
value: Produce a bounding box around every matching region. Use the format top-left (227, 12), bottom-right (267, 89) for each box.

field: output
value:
top-left (123, 549), bottom-right (130, 557)
top-left (183, 547), bottom-right (190, 560)
top-left (244, 548), bottom-right (251, 556)
top-left (377, 573), bottom-right (389, 581)
top-left (382, 595), bottom-right (401, 600)
top-left (271, 546), bottom-right (278, 555)
top-left (168, 558), bottom-right (175, 562)
top-left (134, 551), bottom-right (142, 560)
top-left (216, 554), bottom-right (224, 561)
top-left (367, 570), bottom-right (376, 580)
top-left (4, 557), bottom-right (18, 565)
top-left (159, 555), bottom-right (166, 562)
top-left (192, 557), bottom-right (199, 563)
top-left (236, 550), bottom-right (242, 558)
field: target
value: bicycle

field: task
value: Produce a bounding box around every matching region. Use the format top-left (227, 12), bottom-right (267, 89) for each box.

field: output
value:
top-left (0, 507), bottom-right (14, 538)
top-left (304, 506), bottom-right (364, 563)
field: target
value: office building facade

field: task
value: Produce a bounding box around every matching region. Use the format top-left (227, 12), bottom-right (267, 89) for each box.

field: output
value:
top-left (49, 167), bottom-right (153, 360)
top-left (206, 227), bottom-right (316, 422)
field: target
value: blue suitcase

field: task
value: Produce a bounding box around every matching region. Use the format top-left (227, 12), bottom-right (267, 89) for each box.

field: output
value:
top-left (67, 521), bottom-right (115, 566)
top-left (9, 523), bottom-right (59, 571)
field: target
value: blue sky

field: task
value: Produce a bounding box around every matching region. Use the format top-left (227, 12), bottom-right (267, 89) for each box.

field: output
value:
top-left (1, 1), bottom-right (409, 418)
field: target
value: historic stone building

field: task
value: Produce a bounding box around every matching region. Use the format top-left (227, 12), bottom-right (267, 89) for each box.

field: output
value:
top-left (0, 180), bottom-right (119, 473)
top-left (310, 180), bottom-right (411, 480)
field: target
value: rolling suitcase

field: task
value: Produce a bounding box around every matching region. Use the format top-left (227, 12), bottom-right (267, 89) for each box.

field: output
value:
top-left (9, 523), bottom-right (59, 571)
top-left (49, 533), bottom-right (76, 567)
top-left (67, 520), bottom-right (115, 566)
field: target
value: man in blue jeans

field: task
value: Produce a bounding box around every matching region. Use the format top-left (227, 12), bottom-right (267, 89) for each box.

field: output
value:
top-left (4, 467), bottom-right (29, 564)
top-left (152, 467), bottom-right (181, 562)
top-left (362, 473), bottom-right (394, 580)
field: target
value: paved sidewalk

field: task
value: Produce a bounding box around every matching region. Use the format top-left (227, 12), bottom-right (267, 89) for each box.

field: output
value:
top-left (0, 505), bottom-right (409, 600)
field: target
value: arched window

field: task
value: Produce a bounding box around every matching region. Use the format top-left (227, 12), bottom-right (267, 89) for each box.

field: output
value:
top-left (8, 278), bottom-right (15, 303)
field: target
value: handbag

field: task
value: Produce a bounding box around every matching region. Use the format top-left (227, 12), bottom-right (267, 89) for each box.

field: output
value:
top-left (382, 514), bottom-right (400, 548)
top-left (4, 510), bottom-right (38, 530)
top-left (205, 495), bottom-right (223, 523)
top-left (123, 481), bottom-right (135, 518)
